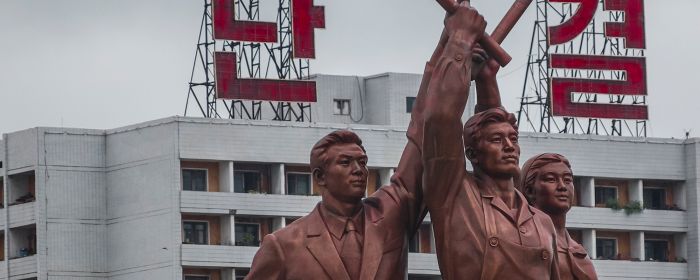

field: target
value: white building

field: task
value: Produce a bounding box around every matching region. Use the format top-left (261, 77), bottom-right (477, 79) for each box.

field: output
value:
top-left (0, 73), bottom-right (696, 280)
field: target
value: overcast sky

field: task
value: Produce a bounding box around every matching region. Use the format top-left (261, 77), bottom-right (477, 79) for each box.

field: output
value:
top-left (1, 0), bottom-right (698, 138)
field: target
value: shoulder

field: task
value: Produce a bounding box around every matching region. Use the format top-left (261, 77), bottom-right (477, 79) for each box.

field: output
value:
top-left (530, 207), bottom-right (556, 231)
top-left (267, 211), bottom-right (312, 248)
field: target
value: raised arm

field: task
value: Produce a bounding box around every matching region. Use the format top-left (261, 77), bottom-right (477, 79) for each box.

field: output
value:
top-left (381, 29), bottom-right (449, 232)
top-left (423, 4), bottom-right (486, 161)
top-left (473, 54), bottom-right (503, 113)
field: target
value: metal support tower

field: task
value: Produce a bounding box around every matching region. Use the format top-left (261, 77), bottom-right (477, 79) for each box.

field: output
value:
top-left (185, 0), bottom-right (312, 122)
top-left (518, 0), bottom-right (647, 137)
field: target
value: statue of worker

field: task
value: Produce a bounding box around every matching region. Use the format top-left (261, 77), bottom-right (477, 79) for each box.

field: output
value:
top-left (520, 153), bottom-right (599, 280)
top-left (420, 2), bottom-right (561, 279)
top-left (244, 2), bottom-right (513, 278)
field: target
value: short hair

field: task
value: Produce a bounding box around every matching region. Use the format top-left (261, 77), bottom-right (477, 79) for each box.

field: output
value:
top-left (463, 107), bottom-right (518, 152)
top-left (518, 153), bottom-right (572, 205)
top-left (310, 130), bottom-right (366, 172)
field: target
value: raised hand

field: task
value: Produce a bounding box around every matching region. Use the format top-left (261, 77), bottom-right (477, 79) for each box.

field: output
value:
top-left (444, 3), bottom-right (487, 48)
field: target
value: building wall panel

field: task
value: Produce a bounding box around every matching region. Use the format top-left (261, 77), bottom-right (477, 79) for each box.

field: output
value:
top-left (46, 223), bottom-right (106, 273)
top-left (45, 170), bottom-right (105, 220)
top-left (107, 214), bottom-right (172, 272)
top-left (43, 131), bottom-right (105, 168)
top-left (106, 122), bottom-right (177, 167)
top-left (311, 75), bottom-right (368, 125)
top-left (106, 159), bottom-right (173, 219)
top-left (520, 134), bottom-right (685, 180)
top-left (6, 129), bottom-right (37, 172)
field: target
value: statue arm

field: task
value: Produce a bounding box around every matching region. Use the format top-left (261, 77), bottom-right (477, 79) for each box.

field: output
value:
top-left (423, 6), bottom-right (484, 161)
top-left (474, 57), bottom-right (504, 113)
top-left (421, 5), bottom-right (485, 207)
top-left (386, 29), bottom-right (449, 232)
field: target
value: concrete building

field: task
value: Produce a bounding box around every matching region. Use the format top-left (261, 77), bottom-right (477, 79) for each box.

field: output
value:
top-left (0, 73), bottom-right (697, 280)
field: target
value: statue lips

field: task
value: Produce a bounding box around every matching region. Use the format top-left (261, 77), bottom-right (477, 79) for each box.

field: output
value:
top-left (502, 154), bottom-right (519, 164)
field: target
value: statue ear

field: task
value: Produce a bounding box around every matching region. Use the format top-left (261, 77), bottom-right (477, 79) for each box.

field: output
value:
top-left (524, 185), bottom-right (536, 204)
top-left (465, 147), bottom-right (478, 163)
top-left (313, 168), bottom-right (326, 186)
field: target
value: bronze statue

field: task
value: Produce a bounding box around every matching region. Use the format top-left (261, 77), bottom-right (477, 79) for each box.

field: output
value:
top-left (520, 153), bottom-right (598, 280)
top-left (420, 3), bottom-right (561, 279)
top-left (245, 129), bottom-right (423, 280)
top-left (245, 10), bottom-right (462, 278)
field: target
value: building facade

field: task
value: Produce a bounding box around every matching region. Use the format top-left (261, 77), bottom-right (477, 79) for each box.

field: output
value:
top-left (0, 73), bottom-right (697, 280)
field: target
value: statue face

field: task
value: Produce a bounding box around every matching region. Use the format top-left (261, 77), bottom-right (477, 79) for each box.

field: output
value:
top-left (317, 143), bottom-right (368, 203)
top-left (474, 122), bottom-right (520, 178)
top-left (532, 161), bottom-right (574, 214)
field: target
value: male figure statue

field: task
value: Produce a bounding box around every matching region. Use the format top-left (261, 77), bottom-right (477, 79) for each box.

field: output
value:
top-left (245, 3), bottom-right (508, 279)
top-left (421, 3), bottom-right (560, 279)
top-left (245, 130), bottom-right (421, 280)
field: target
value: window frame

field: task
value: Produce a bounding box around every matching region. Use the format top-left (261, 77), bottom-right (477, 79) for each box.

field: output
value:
top-left (235, 222), bottom-right (262, 247)
top-left (184, 275), bottom-right (210, 280)
top-left (594, 185), bottom-right (618, 206)
top-left (643, 186), bottom-right (667, 210)
top-left (182, 220), bottom-right (210, 245)
top-left (234, 170), bottom-right (262, 193)
top-left (333, 99), bottom-right (351, 116)
top-left (595, 237), bottom-right (618, 260)
top-left (286, 172), bottom-right (312, 196)
top-left (405, 96), bottom-right (416, 113)
top-left (644, 238), bottom-right (670, 262)
top-left (182, 168), bottom-right (209, 192)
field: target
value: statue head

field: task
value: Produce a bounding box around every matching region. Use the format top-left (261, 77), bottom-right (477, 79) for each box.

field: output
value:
top-left (310, 130), bottom-right (369, 204)
top-left (518, 153), bottom-right (574, 215)
top-left (463, 107), bottom-right (520, 179)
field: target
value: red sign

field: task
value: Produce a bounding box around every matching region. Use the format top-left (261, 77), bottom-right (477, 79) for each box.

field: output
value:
top-left (548, 0), bottom-right (647, 119)
top-left (213, 0), bottom-right (325, 102)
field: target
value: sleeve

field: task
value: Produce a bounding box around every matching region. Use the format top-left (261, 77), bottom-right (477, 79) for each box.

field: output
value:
top-left (245, 234), bottom-right (286, 280)
top-left (421, 37), bottom-right (473, 209)
top-left (386, 62), bottom-right (435, 233)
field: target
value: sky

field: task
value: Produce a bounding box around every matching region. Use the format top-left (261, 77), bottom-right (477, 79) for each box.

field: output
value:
top-left (0, 0), bottom-right (698, 139)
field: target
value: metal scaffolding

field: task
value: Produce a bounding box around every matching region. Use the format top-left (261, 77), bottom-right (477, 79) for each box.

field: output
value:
top-left (185, 0), bottom-right (312, 121)
top-left (518, 0), bottom-right (647, 137)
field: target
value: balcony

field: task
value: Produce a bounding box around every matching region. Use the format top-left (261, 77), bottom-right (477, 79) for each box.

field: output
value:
top-left (181, 244), bottom-right (441, 274)
top-left (9, 254), bottom-right (38, 280)
top-left (181, 191), bottom-right (320, 217)
top-left (181, 244), bottom-right (258, 268)
top-left (593, 259), bottom-right (687, 279)
top-left (8, 202), bottom-right (35, 229)
top-left (567, 206), bottom-right (686, 232)
top-left (407, 253), bottom-right (439, 275)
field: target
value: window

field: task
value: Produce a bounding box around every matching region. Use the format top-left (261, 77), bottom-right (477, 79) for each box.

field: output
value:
top-left (333, 99), bottom-right (351, 115)
top-left (594, 186), bottom-right (617, 206)
top-left (408, 231), bottom-right (420, 253)
top-left (406, 96), bottom-right (416, 113)
top-left (235, 223), bottom-right (260, 246)
top-left (645, 240), bottom-right (669, 261)
top-left (235, 270), bottom-right (250, 280)
top-left (234, 171), bottom-right (261, 193)
top-left (185, 276), bottom-right (209, 280)
top-left (183, 221), bottom-right (208, 244)
top-left (643, 188), bottom-right (666, 210)
top-left (596, 238), bottom-right (617, 260)
top-left (182, 169), bottom-right (207, 191)
top-left (287, 173), bottom-right (311, 195)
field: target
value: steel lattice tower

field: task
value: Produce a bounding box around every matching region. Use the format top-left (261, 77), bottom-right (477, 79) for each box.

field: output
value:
top-left (185, 0), bottom-right (312, 121)
top-left (518, 0), bottom-right (647, 137)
